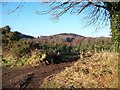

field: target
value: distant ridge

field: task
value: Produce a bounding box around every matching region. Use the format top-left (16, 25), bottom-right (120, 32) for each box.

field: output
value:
top-left (37, 33), bottom-right (111, 46)
top-left (53, 33), bottom-right (85, 37)
top-left (40, 33), bottom-right (111, 38)
top-left (40, 33), bottom-right (86, 38)
top-left (18, 33), bottom-right (34, 39)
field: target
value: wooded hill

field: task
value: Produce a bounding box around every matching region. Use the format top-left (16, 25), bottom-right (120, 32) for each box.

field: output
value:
top-left (36, 33), bottom-right (111, 46)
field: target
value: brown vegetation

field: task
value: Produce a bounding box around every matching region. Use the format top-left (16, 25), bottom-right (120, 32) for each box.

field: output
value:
top-left (41, 52), bottom-right (118, 88)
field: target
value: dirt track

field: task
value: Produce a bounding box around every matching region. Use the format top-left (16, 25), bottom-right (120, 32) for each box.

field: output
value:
top-left (2, 62), bottom-right (74, 89)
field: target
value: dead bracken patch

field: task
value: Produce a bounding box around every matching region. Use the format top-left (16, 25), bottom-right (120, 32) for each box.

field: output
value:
top-left (41, 51), bottom-right (118, 88)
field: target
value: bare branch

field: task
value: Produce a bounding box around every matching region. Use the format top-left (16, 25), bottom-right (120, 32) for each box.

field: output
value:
top-left (58, 2), bottom-right (80, 17)
top-left (77, 2), bottom-right (90, 15)
top-left (7, 0), bottom-right (24, 15)
top-left (89, 2), bottom-right (108, 10)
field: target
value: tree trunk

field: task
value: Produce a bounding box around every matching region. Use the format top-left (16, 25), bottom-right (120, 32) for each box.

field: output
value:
top-left (110, 2), bottom-right (120, 52)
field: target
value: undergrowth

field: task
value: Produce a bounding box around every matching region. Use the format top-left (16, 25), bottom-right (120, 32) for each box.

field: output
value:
top-left (41, 51), bottom-right (118, 88)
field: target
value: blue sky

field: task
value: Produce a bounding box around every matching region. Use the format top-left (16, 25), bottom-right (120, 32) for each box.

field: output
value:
top-left (2, 2), bottom-right (111, 37)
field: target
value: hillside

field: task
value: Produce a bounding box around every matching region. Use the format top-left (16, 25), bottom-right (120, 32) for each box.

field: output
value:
top-left (35, 33), bottom-right (111, 46)
top-left (1, 26), bottom-right (34, 39)
top-left (41, 52), bottom-right (118, 88)
top-left (1, 26), bottom-right (113, 67)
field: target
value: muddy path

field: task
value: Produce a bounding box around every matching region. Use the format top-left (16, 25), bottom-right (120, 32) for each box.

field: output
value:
top-left (2, 62), bottom-right (74, 89)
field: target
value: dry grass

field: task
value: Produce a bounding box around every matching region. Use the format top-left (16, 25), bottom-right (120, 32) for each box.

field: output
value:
top-left (41, 51), bottom-right (118, 88)
top-left (2, 53), bottom-right (42, 67)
